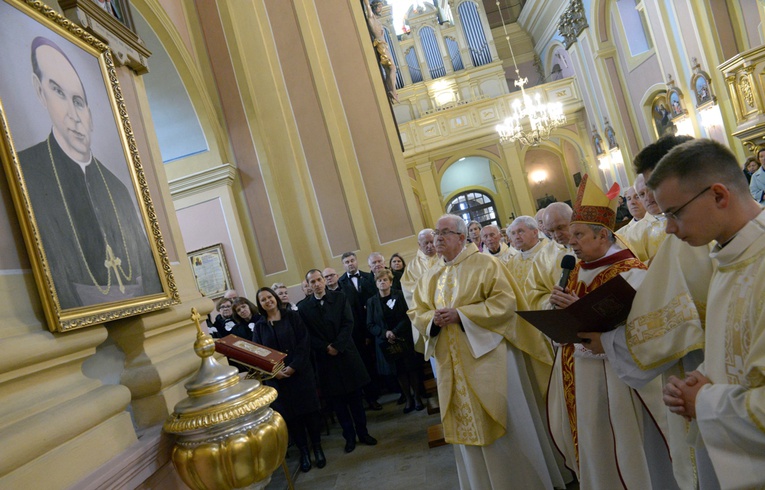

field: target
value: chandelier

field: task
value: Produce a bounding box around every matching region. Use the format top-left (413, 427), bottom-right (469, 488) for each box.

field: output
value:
top-left (494, 1), bottom-right (566, 147)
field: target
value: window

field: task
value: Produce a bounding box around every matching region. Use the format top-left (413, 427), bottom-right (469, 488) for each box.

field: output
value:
top-left (446, 190), bottom-right (498, 227)
top-left (616, 0), bottom-right (653, 56)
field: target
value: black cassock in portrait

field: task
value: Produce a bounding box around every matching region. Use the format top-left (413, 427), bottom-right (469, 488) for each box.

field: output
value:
top-left (18, 132), bottom-right (162, 309)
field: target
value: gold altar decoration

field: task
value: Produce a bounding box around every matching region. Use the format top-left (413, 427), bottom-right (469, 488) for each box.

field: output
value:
top-left (163, 309), bottom-right (287, 489)
top-left (719, 44), bottom-right (765, 150)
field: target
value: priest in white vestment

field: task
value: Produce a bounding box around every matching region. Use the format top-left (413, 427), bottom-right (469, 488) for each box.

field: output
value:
top-left (400, 228), bottom-right (438, 353)
top-left (409, 214), bottom-right (563, 490)
top-left (579, 135), bottom-right (713, 489)
top-left (526, 203), bottom-right (575, 311)
top-left (480, 224), bottom-right (516, 263)
top-left (548, 175), bottom-right (675, 489)
top-left (649, 139), bottom-right (765, 489)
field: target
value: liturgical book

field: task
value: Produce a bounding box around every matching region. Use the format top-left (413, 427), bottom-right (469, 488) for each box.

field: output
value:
top-left (517, 274), bottom-right (637, 344)
top-left (215, 335), bottom-right (287, 375)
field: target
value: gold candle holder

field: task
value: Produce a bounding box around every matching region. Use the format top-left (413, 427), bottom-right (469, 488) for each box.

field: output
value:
top-left (163, 309), bottom-right (288, 489)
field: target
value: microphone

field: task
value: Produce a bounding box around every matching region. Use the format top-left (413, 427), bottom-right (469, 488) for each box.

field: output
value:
top-left (558, 254), bottom-right (576, 289)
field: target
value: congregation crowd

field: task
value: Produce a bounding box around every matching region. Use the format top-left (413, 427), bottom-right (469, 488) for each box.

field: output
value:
top-left (207, 135), bottom-right (764, 489)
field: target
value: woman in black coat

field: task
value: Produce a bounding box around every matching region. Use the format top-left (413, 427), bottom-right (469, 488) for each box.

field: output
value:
top-left (367, 269), bottom-right (424, 413)
top-left (389, 253), bottom-right (406, 291)
top-left (230, 297), bottom-right (262, 339)
top-left (253, 287), bottom-right (325, 473)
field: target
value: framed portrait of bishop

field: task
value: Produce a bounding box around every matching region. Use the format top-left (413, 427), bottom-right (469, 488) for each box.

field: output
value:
top-left (0, 0), bottom-right (178, 332)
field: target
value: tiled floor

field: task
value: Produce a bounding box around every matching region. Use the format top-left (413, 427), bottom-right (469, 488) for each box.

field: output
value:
top-left (269, 393), bottom-right (458, 490)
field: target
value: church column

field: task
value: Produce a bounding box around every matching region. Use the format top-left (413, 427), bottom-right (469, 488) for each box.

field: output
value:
top-left (499, 141), bottom-right (536, 216)
top-left (574, 117), bottom-right (605, 190)
top-left (415, 161), bottom-right (445, 226)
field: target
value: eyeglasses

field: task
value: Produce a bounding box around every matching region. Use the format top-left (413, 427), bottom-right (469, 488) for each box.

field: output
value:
top-left (433, 229), bottom-right (461, 237)
top-left (658, 186), bottom-right (711, 221)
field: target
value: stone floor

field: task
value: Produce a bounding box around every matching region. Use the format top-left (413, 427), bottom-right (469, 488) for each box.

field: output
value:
top-left (267, 393), bottom-right (458, 490)
top-left (266, 392), bottom-right (580, 490)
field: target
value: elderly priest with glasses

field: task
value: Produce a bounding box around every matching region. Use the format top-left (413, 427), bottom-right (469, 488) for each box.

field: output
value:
top-left (409, 214), bottom-right (563, 490)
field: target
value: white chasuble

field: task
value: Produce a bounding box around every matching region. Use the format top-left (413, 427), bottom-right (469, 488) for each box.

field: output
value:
top-left (401, 248), bottom-right (439, 352)
top-left (615, 212), bottom-right (667, 264)
top-left (409, 246), bottom-right (561, 489)
top-left (547, 248), bottom-right (675, 490)
top-left (693, 210), bottom-right (765, 489)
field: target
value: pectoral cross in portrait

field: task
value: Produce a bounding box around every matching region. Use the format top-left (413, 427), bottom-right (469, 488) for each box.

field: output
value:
top-left (104, 244), bottom-right (126, 293)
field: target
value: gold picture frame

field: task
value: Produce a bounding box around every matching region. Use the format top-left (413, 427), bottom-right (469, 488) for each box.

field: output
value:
top-left (0, 0), bottom-right (178, 332)
top-left (188, 244), bottom-right (233, 300)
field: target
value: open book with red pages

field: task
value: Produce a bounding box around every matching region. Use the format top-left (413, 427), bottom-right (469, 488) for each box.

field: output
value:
top-left (214, 335), bottom-right (287, 375)
top-left (517, 274), bottom-right (637, 345)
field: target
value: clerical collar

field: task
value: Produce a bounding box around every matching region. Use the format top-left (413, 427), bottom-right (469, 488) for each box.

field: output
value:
top-left (711, 208), bottom-right (765, 260)
top-left (519, 240), bottom-right (543, 259)
top-left (52, 131), bottom-right (93, 173)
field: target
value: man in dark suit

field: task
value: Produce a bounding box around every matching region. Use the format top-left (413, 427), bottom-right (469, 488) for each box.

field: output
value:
top-left (299, 269), bottom-right (378, 453)
top-left (337, 252), bottom-right (382, 410)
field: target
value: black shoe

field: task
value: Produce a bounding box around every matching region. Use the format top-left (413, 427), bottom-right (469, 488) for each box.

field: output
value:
top-left (359, 434), bottom-right (378, 446)
top-left (403, 403), bottom-right (415, 414)
top-left (368, 401), bottom-right (383, 411)
top-left (299, 448), bottom-right (312, 473)
top-left (415, 403), bottom-right (425, 411)
top-left (344, 440), bottom-right (356, 453)
top-left (313, 446), bottom-right (326, 468)
top-left (397, 394), bottom-right (406, 405)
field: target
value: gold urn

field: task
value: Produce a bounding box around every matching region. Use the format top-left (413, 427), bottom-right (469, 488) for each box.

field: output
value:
top-left (163, 309), bottom-right (288, 489)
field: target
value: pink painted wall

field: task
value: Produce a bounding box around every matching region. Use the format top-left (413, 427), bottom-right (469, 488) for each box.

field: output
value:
top-left (176, 198), bottom-right (246, 298)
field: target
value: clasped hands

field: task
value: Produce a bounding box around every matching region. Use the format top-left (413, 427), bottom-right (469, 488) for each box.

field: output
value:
top-left (385, 330), bottom-right (397, 344)
top-left (433, 308), bottom-right (460, 328)
top-left (662, 370), bottom-right (710, 420)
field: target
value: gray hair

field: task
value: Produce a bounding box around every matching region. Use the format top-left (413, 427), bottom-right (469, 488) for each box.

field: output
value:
top-left (510, 215), bottom-right (538, 231)
top-left (271, 282), bottom-right (286, 290)
top-left (418, 228), bottom-right (434, 240)
top-left (368, 252), bottom-right (384, 263)
top-left (588, 224), bottom-right (615, 243)
top-left (438, 214), bottom-right (468, 236)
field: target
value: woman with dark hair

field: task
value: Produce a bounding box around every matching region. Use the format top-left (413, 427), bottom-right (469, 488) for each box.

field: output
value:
top-left (367, 269), bottom-right (424, 413)
top-left (230, 297), bottom-right (262, 339)
top-left (388, 253), bottom-right (406, 291)
top-left (253, 287), bottom-right (325, 473)
top-left (207, 297), bottom-right (236, 338)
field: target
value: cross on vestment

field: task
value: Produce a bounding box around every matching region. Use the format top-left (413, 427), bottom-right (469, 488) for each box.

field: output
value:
top-left (104, 244), bottom-right (125, 293)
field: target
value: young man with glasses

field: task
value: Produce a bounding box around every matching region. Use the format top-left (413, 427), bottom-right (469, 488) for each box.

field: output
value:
top-left (651, 139), bottom-right (765, 488)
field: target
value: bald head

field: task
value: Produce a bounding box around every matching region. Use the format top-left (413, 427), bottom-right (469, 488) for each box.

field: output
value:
top-left (544, 202), bottom-right (573, 246)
